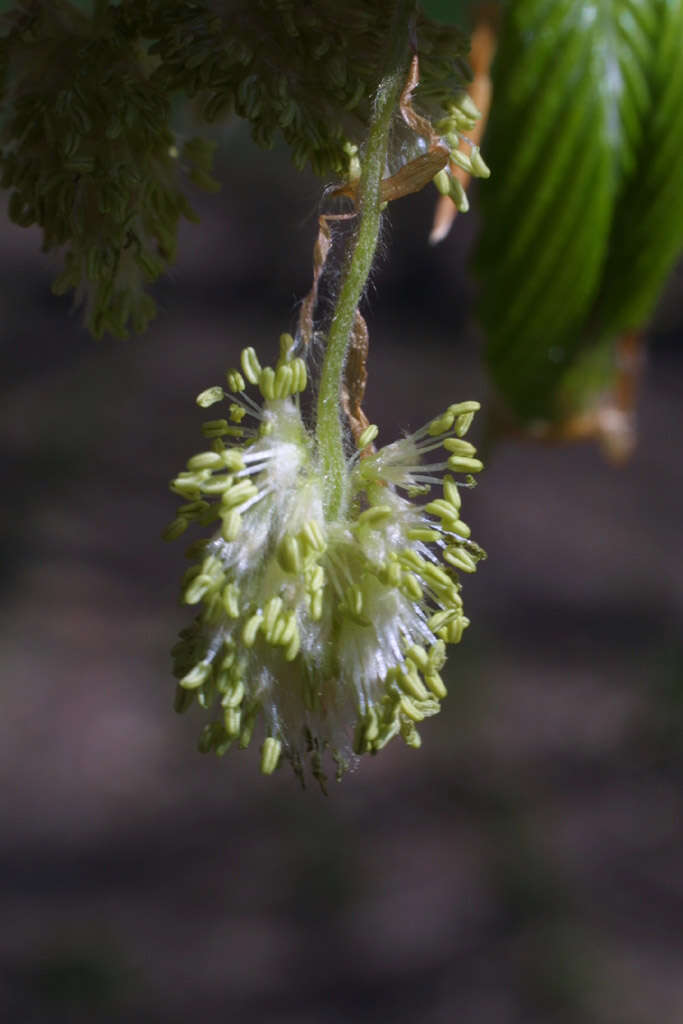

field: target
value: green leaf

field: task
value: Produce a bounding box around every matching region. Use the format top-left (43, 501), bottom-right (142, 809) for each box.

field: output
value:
top-left (419, 0), bottom-right (471, 26)
top-left (474, 0), bottom-right (682, 421)
top-left (592, 0), bottom-right (683, 336)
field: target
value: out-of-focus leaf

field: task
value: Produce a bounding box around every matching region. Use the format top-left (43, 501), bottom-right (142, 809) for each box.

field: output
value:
top-left (592, 0), bottom-right (683, 336)
top-left (419, 0), bottom-right (471, 26)
top-left (474, 0), bottom-right (682, 422)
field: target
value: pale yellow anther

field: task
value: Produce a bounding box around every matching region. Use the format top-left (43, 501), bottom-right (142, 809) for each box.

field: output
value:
top-left (222, 479), bottom-right (258, 508)
top-left (398, 549), bottom-right (426, 572)
top-left (229, 403), bottom-right (246, 423)
top-left (184, 574), bottom-right (213, 605)
top-left (425, 671), bottom-right (447, 699)
top-left (446, 455), bottom-right (484, 474)
top-left (202, 419), bottom-right (230, 438)
top-left (201, 474), bottom-right (234, 495)
top-left (215, 667), bottom-right (231, 696)
top-left (219, 648), bottom-right (236, 670)
top-left (222, 450), bottom-right (245, 472)
top-left (284, 627), bottom-right (300, 661)
top-left (421, 563), bottom-right (452, 589)
top-left (201, 554), bottom-right (223, 578)
top-left (425, 498), bottom-right (457, 520)
top-left (443, 438), bottom-right (477, 458)
top-left (277, 535), bottom-right (302, 574)
top-left (222, 582), bottom-right (240, 618)
top-left (223, 680), bottom-right (244, 708)
top-left (171, 473), bottom-right (202, 499)
top-left (365, 707), bottom-right (379, 742)
top-left (308, 564), bottom-right (325, 591)
top-left (455, 413), bottom-right (475, 437)
top-left (375, 718), bottom-right (400, 750)
top-left (428, 410), bottom-right (456, 436)
top-left (343, 584), bottom-right (364, 618)
top-left (403, 725), bottom-right (422, 749)
top-left (429, 639), bottom-right (447, 671)
top-left (302, 519), bottom-right (326, 553)
top-left (433, 168), bottom-right (451, 196)
top-left (455, 92), bottom-right (481, 121)
top-left (226, 370), bottom-right (245, 393)
top-left (178, 500), bottom-right (209, 518)
top-left (406, 527), bottom-right (441, 543)
top-left (240, 347), bottom-right (262, 385)
top-left (469, 145), bottom-right (491, 179)
top-left (187, 451), bottom-right (224, 471)
top-left (239, 712), bottom-right (256, 749)
top-left (278, 332), bottom-right (295, 362)
top-left (444, 546), bottom-right (478, 573)
top-left (242, 612), bottom-right (263, 647)
top-left (399, 696), bottom-right (424, 722)
top-left (401, 573), bottom-right (423, 602)
top-left (419, 697), bottom-right (441, 717)
top-left (310, 590), bottom-right (323, 621)
top-left (291, 358), bottom-right (307, 392)
top-left (442, 475), bottom-right (462, 510)
top-left (224, 706), bottom-right (242, 737)
top-left (381, 559), bottom-right (402, 587)
top-left (448, 401), bottom-right (480, 416)
top-left (180, 661), bottom-right (211, 690)
top-left (357, 504), bottom-right (392, 528)
top-left (274, 363), bottom-right (293, 398)
top-left (398, 665), bottom-right (429, 701)
top-left (163, 516), bottom-right (189, 541)
top-left (259, 366), bottom-right (276, 401)
top-left (357, 423), bottom-right (379, 449)
top-left (452, 110), bottom-right (477, 133)
top-left (449, 520), bottom-right (471, 539)
top-left (449, 148), bottom-right (473, 175)
top-left (261, 737), bottom-right (282, 775)
top-left (406, 644), bottom-right (429, 671)
top-left (182, 563), bottom-right (202, 587)
top-left (442, 616), bottom-right (468, 643)
top-left (263, 596), bottom-right (283, 637)
top-left (279, 611), bottom-right (297, 647)
top-left (221, 509), bottom-right (242, 542)
top-left (448, 175), bottom-right (469, 213)
top-left (429, 608), bottom-right (459, 632)
top-left (346, 128), bottom-right (363, 163)
top-left (196, 386), bottom-right (224, 408)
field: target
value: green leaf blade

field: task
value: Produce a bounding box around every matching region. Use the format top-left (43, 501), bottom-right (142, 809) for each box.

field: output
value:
top-left (475, 0), bottom-right (676, 422)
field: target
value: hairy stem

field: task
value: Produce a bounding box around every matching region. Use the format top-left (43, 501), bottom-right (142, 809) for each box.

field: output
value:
top-left (315, 0), bottom-right (415, 518)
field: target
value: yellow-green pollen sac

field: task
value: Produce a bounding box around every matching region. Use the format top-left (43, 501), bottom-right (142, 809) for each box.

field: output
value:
top-left (165, 333), bottom-right (485, 788)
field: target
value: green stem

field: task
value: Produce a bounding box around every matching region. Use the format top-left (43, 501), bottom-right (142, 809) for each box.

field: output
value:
top-left (315, 0), bottom-right (415, 519)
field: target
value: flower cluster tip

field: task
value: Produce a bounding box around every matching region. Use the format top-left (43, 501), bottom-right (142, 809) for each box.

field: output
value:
top-left (165, 336), bottom-right (484, 788)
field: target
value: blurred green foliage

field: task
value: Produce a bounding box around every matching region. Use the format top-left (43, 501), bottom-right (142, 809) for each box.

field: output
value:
top-left (0, 0), bottom-right (466, 337)
top-left (476, 0), bottom-right (683, 422)
top-left (0, 0), bottom-right (681, 430)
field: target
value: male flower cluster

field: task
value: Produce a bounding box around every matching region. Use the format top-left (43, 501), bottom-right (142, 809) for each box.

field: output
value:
top-left (165, 334), bottom-right (484, 787)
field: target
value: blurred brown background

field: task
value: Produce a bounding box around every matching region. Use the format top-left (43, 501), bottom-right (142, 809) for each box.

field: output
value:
top-left (1, 125), bottom-right (682, 1023)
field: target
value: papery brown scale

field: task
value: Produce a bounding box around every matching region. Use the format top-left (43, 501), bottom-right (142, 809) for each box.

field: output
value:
top-left (341, 309), bottom-right (373, 450)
